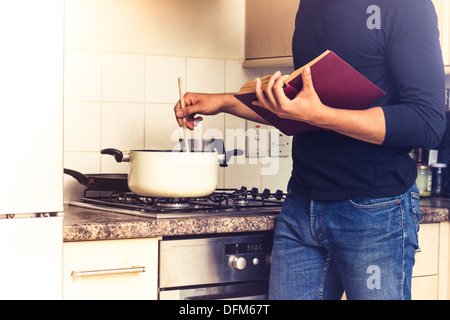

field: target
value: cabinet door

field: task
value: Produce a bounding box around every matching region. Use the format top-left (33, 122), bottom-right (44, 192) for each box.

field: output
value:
top-left (63, 238), bottom-right (158, 300)
top-left (432, 0), bottom-right (450, 65)
top-left (412, 275), bottom-right (439, 300)
top-left (413, 223), bottom-right (439, 277)
top-left (444, 2), bottom-right (450, 65)
top-left (245, 0), bottom-right (299, 66)
top-left (0, 217), bottom-right (63, 300)
top-left (0, 0), bottom-right (64, 214)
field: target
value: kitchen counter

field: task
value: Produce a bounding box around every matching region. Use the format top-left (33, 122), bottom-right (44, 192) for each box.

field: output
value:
top-left (419, 196), bottom-right (450, 223)
top-left (63, 198), bottom-right (449, 242)
top-left (63, 205), bottom-right (278, 242)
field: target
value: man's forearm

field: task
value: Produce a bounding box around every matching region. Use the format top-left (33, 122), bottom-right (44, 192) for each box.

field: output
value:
top-left (315, 106), bottom-right (386, 145)
top-left (220, 93), bottom-right (270, 125)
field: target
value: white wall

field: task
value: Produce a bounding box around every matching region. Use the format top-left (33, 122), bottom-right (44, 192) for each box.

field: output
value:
top-left (63, 0), bottom-right (293, 202)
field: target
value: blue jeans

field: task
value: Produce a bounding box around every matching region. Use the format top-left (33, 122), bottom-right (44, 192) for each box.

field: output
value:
top-left (269, 185), bottom-right (420, 300)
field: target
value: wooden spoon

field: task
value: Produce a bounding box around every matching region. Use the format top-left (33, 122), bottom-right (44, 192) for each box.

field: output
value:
top-left (178, 77), bottom-right (190, 152)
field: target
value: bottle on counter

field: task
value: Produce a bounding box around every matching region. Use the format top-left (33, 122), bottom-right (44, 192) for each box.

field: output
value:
top-left (416, 165), bottom-right (432, 197)
top-left (414, 147), bottom-right (439, 166)
top-left (431, 163), bottom-right (447, 196)
top-left (414, 148), bottom-right (426, 165)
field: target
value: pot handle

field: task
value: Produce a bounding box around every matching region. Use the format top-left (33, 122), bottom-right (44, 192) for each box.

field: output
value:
top-left (219, 149), bottom-right (244, 167)
top-left (101, 148), bottom-right (130, 162)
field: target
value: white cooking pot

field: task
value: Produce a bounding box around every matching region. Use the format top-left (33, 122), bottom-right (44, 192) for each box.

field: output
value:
top-left (101, 146), bottom-right (241, 197)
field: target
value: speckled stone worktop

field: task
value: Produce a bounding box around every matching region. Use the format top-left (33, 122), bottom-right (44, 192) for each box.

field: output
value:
top-left (418, 196), bottom-right (450, 223)
top-left (63, 198), bottom-right (449, 242)
top-left (63, 205), bottom-right (278, 242)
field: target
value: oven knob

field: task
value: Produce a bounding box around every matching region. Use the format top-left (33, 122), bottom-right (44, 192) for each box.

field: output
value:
top-left (232, 256), bottom-right (247, 270)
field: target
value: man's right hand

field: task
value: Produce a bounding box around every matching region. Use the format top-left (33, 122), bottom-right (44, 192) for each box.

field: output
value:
top-left (174, 93), bottom-right (231, 130)
top-left (174, 92), bottom-right (270, 130)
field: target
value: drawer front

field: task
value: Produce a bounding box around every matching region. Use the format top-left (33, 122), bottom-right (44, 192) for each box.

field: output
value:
top-left (412, 275), bottom-right (438, 300)
top-left (63, 238), bottom-right (158, 300)
top-left (413, 223), bottom-right (439, 277)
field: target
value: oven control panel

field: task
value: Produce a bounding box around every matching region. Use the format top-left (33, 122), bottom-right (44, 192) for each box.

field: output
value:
top-left (225, 241), bottom-right (271, 255)
top-left (225, 240), bottom-right (271, 272)
top-left (160, 233), bottom-right (273, 289)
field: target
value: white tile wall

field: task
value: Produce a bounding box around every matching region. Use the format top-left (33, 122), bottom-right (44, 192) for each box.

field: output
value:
top-left (145, 103), bottom-right (181, 150)
top-left (64, 51), bottom-right (102, 101)
top-left (101, 102), bottom-right (145, 151)
top-left (64, 101), bottom-right (101, 151)
top-left (102, 53), bottom-right (145, 102)
top-left (145, 56), bottom-right (186, 103)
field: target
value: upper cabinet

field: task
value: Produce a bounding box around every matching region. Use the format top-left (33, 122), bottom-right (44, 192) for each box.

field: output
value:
top-left (245, 1), bottom-right (449, 68)
top-left (432, 0), bottom-right (450, 66)
top-left (244, 0), bottom-right (299, 68)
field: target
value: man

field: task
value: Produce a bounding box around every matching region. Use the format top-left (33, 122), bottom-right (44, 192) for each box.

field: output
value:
top-left (174, 0), bottom-right (446, 299)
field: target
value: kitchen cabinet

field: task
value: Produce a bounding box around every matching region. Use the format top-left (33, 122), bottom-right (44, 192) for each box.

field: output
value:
top-left (411, 222), bottom-right (449, 300)
top-left (244, 0), bottom-right (298, 68)
top-left (245, 1), bottom-right (450, 67)
top-left (0, 0), bottom-right (64, 300)
top-left (0, 0), bottom-right (64, 214)
top-left (63, 238), bottom-right (159, 300)
top-left (432, 0), bottom-right (450, 65)
top-left (0, 217), bottom-right (63, 299)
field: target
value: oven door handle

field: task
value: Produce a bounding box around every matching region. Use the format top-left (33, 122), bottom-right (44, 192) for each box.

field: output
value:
top-left (184, 293), bottom-right (268, 300)
top-left (217, 294), bottom-right (268, 300)
top-left (183, 291), bottom-right (268, 300)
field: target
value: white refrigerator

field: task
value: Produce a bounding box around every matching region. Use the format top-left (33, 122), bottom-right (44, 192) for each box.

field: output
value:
top-left (0, 0), bottom-right (64, 299)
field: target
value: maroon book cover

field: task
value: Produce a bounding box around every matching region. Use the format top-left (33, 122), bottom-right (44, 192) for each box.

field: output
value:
top-left (234, 51), bottom-right (386, 136)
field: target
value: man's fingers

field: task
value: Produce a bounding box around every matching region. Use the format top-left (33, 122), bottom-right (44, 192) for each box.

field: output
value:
top-left (265, 71), bottom-right (281, 108)
top-left (301, 66), bottom-right (314, 92)
top-left (273, 75), bottom-right (290, 107)
top-left (175, 103), bottom-right (203, 129)
top-left (254, 77), bottom-right (268, 107)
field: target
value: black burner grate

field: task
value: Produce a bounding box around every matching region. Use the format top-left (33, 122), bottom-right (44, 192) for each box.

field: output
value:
top-left (80, 187), bottom-right (285, 214)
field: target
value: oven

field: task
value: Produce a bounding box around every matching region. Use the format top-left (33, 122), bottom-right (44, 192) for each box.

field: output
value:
top-left (159, 232), bottom-right (273, 300)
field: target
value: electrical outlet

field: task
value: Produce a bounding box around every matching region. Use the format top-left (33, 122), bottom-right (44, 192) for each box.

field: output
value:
top-left (245, 122), bottom-right (268, 158)
top-left (270, 131), bottom-right (290, 157)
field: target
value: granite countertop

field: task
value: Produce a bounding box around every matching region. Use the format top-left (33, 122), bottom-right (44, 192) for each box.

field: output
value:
top-left (63, 205), bottom-right (278, 242)
top-left (63, 197), bottom-right (449, 242)
top-left (419, 196), bottom-right (450, 223)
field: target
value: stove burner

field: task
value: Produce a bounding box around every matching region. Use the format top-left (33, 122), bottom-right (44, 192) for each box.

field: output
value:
top-left (154, 198), bottom-right (192, 209)
top-left (233, 198), bottom-right (249, 207)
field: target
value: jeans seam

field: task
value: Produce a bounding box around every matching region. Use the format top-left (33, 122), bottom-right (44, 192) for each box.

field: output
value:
top-left (309, 200), bottom-right (325, 244)
top-left (400, 194), bottom-right (406, 300)
top-left (318, 257), bottom-right (332, 300)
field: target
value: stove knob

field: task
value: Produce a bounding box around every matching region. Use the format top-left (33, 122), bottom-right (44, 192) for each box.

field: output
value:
top-left (232, 256), bottom-right (247, 270)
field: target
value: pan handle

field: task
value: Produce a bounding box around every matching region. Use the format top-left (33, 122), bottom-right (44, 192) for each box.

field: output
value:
top-left (101, 148), bottom-right (130, 162)
top-left (64, 168), bottom-right (91, 185)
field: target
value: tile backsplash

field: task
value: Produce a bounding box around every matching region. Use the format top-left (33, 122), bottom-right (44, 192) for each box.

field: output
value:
top-left (63, 0), bottom-right (293, 202)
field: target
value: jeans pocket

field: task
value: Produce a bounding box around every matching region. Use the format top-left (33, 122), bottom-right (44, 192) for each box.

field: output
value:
top-left (348, 196), bottom-right (401, 210)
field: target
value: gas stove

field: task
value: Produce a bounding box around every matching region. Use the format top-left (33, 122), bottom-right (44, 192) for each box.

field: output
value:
top-left (69, 187), bottom-right (285, 219)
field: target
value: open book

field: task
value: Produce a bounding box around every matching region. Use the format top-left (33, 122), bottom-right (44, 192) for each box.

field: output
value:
top-left (234, 50), bottom-right (386, 136)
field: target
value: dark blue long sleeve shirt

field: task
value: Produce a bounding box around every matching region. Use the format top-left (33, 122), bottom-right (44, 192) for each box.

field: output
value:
top-left (289, 0), bottom-right (446, 200)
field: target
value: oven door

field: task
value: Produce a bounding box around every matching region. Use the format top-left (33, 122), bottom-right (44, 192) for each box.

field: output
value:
top-left (159, 280), bottom-right (268, 300)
